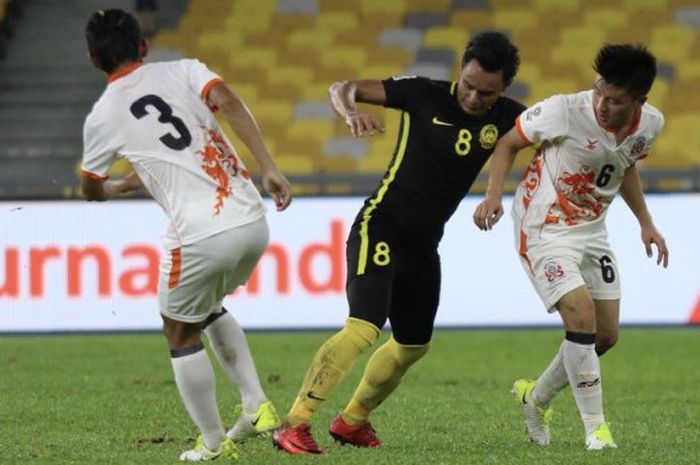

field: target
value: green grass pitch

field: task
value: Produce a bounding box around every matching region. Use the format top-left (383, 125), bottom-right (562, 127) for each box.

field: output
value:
top-left (2, 327), bottom-right (699, 465)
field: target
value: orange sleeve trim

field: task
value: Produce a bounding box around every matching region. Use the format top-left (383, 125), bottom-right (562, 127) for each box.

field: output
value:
top-left (81, 169), bottom-right (108, 182)
top-left (201, 77), bottom-right (225, 112)
top-left (515, 116), bottom-right (532, 144)
top-left (168, 248), bottom-right (182, 289)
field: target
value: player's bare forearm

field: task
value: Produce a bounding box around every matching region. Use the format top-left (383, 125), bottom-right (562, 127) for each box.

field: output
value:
top-left (106, 171), bottom-right (141, 196)
top-left (81, 171), bottom-right (140, 201)
top-left (329, 79), bottom-right (387, 115)
top-left (208, 82), bottom-right (291, 210)
top-left (620, 164), bottom-right (668, 267)
top-left (474, 128), bottom-right (528, 231)
top-left (329, 80), bottom-right (386, 137)
top-left (209, 82), bottom-right (276, 171)
top-left (329, 80), bottom-right (359, 120)
top-left (619, 164), bottom-right (653, 227)
top-left (485, 129), bottom-right (525, 199)
top-left (82, 180), bottom-right (108, 201)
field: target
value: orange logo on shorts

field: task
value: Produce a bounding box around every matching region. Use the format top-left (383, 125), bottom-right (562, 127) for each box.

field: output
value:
top-left (544, 260), bottom-right (565, 283)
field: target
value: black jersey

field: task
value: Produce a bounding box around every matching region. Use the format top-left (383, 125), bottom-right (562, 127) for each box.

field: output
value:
top-left (353, 76), bottom-right (525, 245)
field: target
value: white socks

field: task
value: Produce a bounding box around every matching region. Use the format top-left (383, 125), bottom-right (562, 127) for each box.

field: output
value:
top-left (170, 346), bottom-right (225, 450)
top-left (531, 341), bottom-right (569, 408)
top-left (562, 339), bottom-right (605, 435)
top-left (170, 311), bottom-right (268, 451)
top-left (204, 311), bottom-right (267, 414)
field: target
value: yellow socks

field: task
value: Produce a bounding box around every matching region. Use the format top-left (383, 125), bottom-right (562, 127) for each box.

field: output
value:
top-left (342, 337), bottom-right (429, 425)
top-left (287, 317), bottom-right (379, 426)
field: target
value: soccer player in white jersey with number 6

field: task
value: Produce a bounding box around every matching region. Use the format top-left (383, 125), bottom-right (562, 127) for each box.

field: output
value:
top-left (81, 9), bottom-right (291, 462)
top-left (473, 44), bottom-right (669, 450)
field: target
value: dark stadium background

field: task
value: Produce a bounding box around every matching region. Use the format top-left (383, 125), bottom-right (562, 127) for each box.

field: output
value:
top-left (2, 0), bottom-right (700, 200)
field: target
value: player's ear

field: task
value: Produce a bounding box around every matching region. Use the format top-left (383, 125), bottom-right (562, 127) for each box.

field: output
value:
top-left (87, 51), bottom-right (102, 71)
top-left (138, 38), bottom-right (149, 59)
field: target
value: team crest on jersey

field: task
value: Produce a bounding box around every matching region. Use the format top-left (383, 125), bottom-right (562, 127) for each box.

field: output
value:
top-left (630, 136), bottom-right (647, 157)
top-left (544, 261), bottom-right (565, 283)
top-left (479, 124), bottom-right (499, 149)
top-left (525, 106), bottom-right (541, 121)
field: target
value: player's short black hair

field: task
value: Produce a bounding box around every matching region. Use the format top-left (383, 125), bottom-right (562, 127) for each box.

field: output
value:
top-left (461, 31), bottom-right (520, 87)
top-left (86, 9), bottom-right (142, 74)
top-left (594, 44), bottom-right (657, 98)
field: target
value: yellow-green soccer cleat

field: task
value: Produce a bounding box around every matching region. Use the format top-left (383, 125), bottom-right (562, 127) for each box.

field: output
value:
top-left (585, 423), bottom-right (617, 450)
top-left (227, 401), bottom-right (282, 442)
top-left (512, 379), bottom-right (553, 446)
top-left (179, 436), bottom-right (239, 462)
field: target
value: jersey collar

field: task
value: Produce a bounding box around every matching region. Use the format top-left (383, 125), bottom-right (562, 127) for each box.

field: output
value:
top-left (107, 61), bottom-right (143, 84)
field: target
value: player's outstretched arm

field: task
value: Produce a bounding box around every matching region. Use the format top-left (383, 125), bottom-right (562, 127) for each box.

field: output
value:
top-left (329, 80), bottom-right (386, 137)
top-left (619, 164), bottom-right (669, 267)
top-left (81, 171), bottom-right (142, 201)
top-left (208, 81), bottom-right (291, 211)
top-left (473, 128), bottom-right (529, 231)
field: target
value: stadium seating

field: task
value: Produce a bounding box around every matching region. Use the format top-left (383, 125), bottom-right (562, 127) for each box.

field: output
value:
top-left (1, 0), bottom-right (699, 198)
top-left (142, 0), bottom-right (700, 193)
top-left (0, 0), bottom-right (19, 60)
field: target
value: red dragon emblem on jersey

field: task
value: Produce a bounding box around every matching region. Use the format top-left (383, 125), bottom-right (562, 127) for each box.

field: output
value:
top-left (198, 129), bottom-right (250, 215)
top-left (555, 166), bottom-right (606, 226)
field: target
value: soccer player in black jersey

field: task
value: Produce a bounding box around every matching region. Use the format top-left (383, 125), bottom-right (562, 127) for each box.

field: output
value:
top-left (273, 31), bottom-right (525, 455)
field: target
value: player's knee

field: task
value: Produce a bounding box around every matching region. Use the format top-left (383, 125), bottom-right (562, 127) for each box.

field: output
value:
top-left (560, 307), bottom-right (597, 333)
top-left (343, 317), bottom-right (381, 351)
top-left (557, 292), bottom-right (597, 333)
top-left (390, 337), bottom-right (430, 368)
top-left (161, 316), bottom-right (202, 349)
top-left (595, 333), bottom-right (618, 356)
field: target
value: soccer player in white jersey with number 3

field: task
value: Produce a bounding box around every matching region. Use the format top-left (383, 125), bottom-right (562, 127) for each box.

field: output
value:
top-left (81, 9), bottom-right (291, 462)
top-left (474, 44), bottom-right (669, 450)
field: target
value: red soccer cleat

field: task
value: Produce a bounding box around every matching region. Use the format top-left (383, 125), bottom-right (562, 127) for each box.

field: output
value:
top-left (272, 423), bottom-right (324, 455)
top-left (328, 414), bottom-right (382, 447)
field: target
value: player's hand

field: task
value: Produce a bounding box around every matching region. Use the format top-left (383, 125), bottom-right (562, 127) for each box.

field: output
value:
top-left (261, 168), bottom-right (292, 212)
top-left (345, 112), bottom-right (385, 138)
top-left (641, 222), bottom-right (668, 268)
top-left (473, 196), bottom-right (504, 231)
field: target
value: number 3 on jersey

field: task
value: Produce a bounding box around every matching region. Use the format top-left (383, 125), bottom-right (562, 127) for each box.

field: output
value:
top-left (454, 129), bottom-right (472, 156)
top-left (130, 94), bottom-right (192, 150)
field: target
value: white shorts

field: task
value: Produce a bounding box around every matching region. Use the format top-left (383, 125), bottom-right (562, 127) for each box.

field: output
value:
top-left (517, 230), bottom-right (620, 312)
top-left (158, 216), bottom-right (269, 323)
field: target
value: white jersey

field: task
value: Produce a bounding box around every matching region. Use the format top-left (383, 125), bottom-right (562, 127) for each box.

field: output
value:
top-left (82, 59), bottom-right (265, 249)
top-left (512, 90), bottom-right (664, 240)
